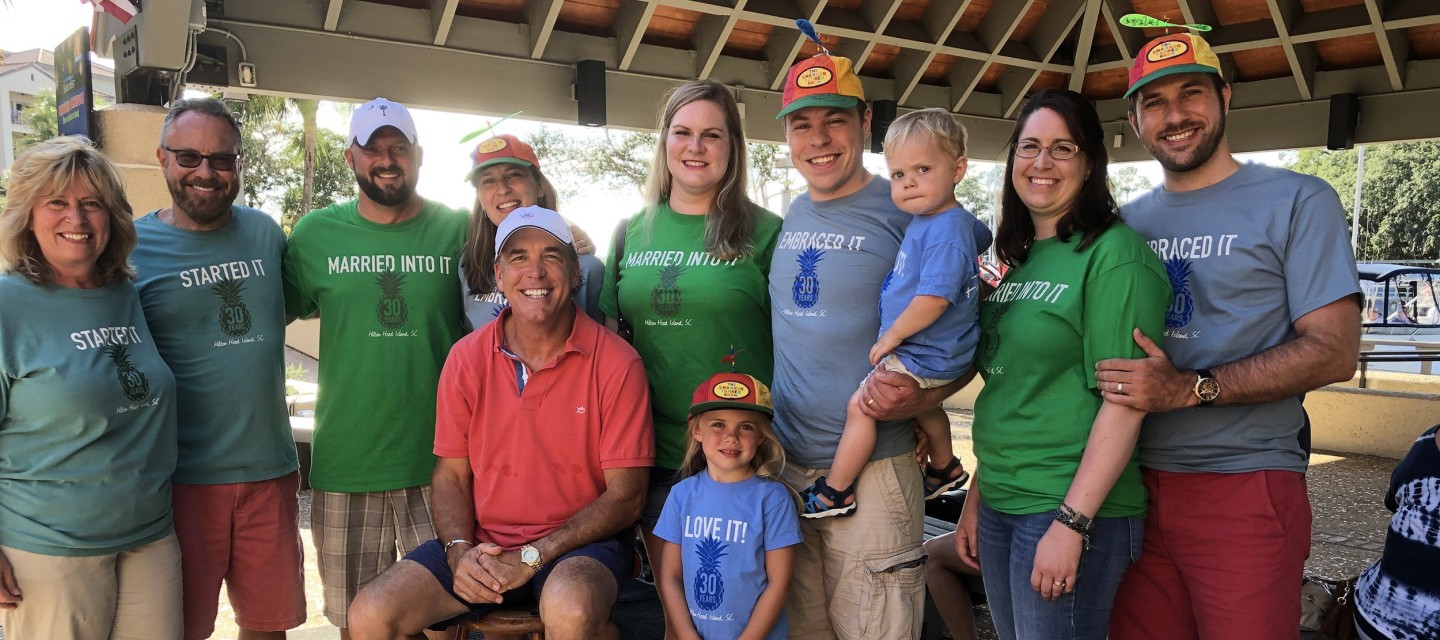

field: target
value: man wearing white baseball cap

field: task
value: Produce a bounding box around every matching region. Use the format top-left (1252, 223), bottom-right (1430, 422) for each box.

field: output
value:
top-left (282, 97), bottom-right (470, 638)
top-left (348, 205), bottom-right (652, 640)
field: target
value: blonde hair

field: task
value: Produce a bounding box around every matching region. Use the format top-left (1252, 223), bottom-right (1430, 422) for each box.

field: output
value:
top-left (677, 409), bottom-right (788, 483)
top-left (642, 79), bottom-right (758, 261)
top-left (883, 107), bottom-right (969, 160)
top-left (0, 136), bottom-right (136, 286)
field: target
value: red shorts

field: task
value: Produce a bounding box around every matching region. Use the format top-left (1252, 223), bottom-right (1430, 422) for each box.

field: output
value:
top-left (1110, 468), bottom-right (1311, 640)
top-left (172, 471), bottom-right (307, 639)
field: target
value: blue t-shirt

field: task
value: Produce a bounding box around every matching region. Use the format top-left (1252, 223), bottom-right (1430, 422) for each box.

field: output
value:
top-left (0, 274), bottom-right (177, 556)
top-left (133, 207), bottom-right (298, 485)
top-left (1122, 163), bottom-right (1359, 473)
top-left (1356, 425), bottom-right (1440, 640)
top-left (879, 206), bottom-right (990, 380)
top-left (654, 470), bottom-right (803, 640)
top-left (769, 175), bottom-right (915, 467)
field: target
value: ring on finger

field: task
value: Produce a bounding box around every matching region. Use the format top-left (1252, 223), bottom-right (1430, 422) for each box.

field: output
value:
top-left (866, 397), bottom-right (875, 406)
top-left (1117, 382), bottom-right (1124, 393)
top-left (1053, 579), bottom-right (1066, 587)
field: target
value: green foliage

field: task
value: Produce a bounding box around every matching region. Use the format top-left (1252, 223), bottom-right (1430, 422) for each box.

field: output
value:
top-left (955, 164), bottom-right (1001, 224)
top-left (1287, 142), bottom-right (1440, 261)
top-left (231, 96), bottom-right (355, 229)
top-left (0, 169), bottom-right (8, 211)
top-left (1110, 165), bottom-right (1155, 205)
top-left (17, 88), bottom-right (57, 152)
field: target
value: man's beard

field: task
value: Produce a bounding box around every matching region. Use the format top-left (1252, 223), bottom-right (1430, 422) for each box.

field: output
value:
top-left (167, 176), bottom-right (238, 226)
top-left (1146, 111), bottom-right (1226, 174)
top-left (355, 167), bottom-right (416, 207)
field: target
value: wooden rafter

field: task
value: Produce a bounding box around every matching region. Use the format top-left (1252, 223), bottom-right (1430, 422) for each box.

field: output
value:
top-left (323, 0), bottom-right (343, 31)
top-left (615, 0), bottom-right (658, 71)
top-left (1070, 0), bottom-right (1104, 91)
top-left (949, 0), bottom-right (1036, 111)
top-left (1364, 0), bottom-right (1409, 90)
top-left (430, 0), bottom-right (459, 46)
top-left (528, 0), bottom-right (564, 59)
top-left (1265, 0), bottom-right (1318, 100)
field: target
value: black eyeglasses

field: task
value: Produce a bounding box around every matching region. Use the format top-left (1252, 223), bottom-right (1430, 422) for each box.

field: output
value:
top-left (163, 147), bottom-right (240, 171)
top-left (1015, 141), bottom-right (1080, 160)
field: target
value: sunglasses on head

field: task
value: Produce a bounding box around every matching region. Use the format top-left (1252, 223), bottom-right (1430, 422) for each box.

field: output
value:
top-left (164, 147), bottom-right (240, 171)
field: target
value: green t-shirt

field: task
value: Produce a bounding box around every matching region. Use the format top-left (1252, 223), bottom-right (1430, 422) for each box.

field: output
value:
top-left (974, 223), bottom-right (1170, 517)
top-left (0, 274), bottom-right (177, 556)
top-left (599, 203), bottom-right (782, 468)
top-left (282, 199), bottom-right (468, 492)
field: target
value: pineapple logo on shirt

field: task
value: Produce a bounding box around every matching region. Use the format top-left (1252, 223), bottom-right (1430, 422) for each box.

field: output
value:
top-left (693, 537), bottom-right (728, 611)
top-left (212, 277), bottom-right (253, 336)
top-left (106, 344), bottom-right (150, 401)
top-left (652, 265), bottom-right (685, 317)
top-left (375, 269), bottom-right (409, 328)
top-left (1164, 258), bottom-right (1195, 328)
top-left (792, 248), bottom-right (824, 308)
top-left (979, 296), bottom-right (1017, 365)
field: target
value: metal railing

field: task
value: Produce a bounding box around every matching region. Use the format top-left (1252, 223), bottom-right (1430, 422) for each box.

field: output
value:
top-left (1357, 349), bottom-right (1440, 387)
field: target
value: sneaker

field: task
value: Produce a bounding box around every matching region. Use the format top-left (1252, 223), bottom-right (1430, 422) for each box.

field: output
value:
top-left (800, 476), bottom-right (857, 519)
top-left (923, 456), bottom-right (971, 500)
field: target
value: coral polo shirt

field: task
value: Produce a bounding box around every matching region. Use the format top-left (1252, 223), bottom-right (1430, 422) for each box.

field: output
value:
top-left (435, 304), bottom-right (654, 549)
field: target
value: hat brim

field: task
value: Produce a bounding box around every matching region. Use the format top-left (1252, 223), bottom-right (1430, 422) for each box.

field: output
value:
top-left (463, 157), bottom-right (534, 182)
top-left (776, 94), bottom-right (862, 119)
top-left (1124, 64), bottom-right (1222, 98)
top-left (494, 225), bottom-right (572, 259)
top-left (688, 400), bottom-right (774, 419)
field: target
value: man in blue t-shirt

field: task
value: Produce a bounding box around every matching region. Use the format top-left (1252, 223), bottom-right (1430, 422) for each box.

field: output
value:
top-left (1096, 34), bottom-right (1361, 639)
top-left (767, 48), bottom-right (975, 639)
top-left (132, 97), bottom-right (305, 640)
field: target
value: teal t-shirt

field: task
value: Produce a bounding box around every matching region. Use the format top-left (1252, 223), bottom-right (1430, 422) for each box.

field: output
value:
top-left (599, 203), bottom-right (781, 469)
top-left (0, 274), bottom-right (177, 555)
top-left (133, 206), bottom-right (298, 485)
top-left (974, 223), bottom-right (1170, 517)
top-left (282, 199), bottom-right (468, 492)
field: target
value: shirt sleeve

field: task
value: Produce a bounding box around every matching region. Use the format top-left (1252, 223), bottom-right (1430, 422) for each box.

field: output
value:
top-left (433, 341), bottom-right (477, 458)
top-left (598, 350), bottom-right (655, 468)
top-left (281, 228), bottom-right (318, 319)
top-left (1283, 182), bottom-right (1361, 321)
top-left (579, 256), bottom-right (606, 324)
top-left (653, 480), bottom-right (685, 544)
top-left (597, 219), bottom-right (626, 321)
top-left (916, 238), bottom-right (976, 304)
top-left (761, 482), bottom-right (804, 551)
top-left (1081, 259), bottom-right (1172, 389)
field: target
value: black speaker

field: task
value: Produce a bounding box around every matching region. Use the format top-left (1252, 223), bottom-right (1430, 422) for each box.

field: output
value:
top-left (576, 59), bottom-right (606, 127)
top-left (870, 99), bottom-right (897, 153)
top-left (1327, 93), bottom-right (1359, 150)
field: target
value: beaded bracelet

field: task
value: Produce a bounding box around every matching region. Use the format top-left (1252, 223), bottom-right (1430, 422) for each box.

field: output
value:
top-left (1053, 503), bottom-right (1093, 551)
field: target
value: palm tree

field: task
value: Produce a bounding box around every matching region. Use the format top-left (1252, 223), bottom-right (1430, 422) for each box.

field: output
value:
top-left (234, 96), bottom-right (323, 219)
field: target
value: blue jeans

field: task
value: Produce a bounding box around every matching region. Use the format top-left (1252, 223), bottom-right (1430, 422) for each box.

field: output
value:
top-left (977, 498), bottom-right (1143, 640)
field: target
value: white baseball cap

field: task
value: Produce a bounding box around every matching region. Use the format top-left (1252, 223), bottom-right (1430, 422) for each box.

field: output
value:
top-left (349, 97), bottom-right (418, 146)
top-left (495, 206), bottom-right (573, 258)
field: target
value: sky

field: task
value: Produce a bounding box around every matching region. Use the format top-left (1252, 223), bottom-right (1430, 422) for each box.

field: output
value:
top-left (3, 0), bottom-right (1283, 256)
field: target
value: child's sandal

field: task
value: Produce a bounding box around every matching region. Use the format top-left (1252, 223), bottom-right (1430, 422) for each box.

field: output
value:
top-left (800, 476), bottom-right (858, 519)
top-left (923, 456), bottom-right (971, 500)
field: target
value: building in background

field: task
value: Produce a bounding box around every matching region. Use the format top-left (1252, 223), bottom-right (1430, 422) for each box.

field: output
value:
top-left (0, 47), bottom-right (115, 173)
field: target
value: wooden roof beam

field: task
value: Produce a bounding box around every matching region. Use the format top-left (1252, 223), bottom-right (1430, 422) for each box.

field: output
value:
top-left (615, 0), bottom-right (658, 71)
top-left (695, 4), bottom-right (744, 79)
top-left (324, 0), bottom-right (343, 31)
top-left (1100, 0), bottom-right (1144, 65)
top-left (528, 0), bottom-right (564, 59)
top-left (430, 0), bottom-right (459, 46)
top-left (1003, 0), bottom-right (1086, 116)
top-left (1265, 0), bottom-right (1317, 100)
top-left (1070, 0), bottom-right (1104, 91)
top-left (848, 0), bottom-right (907, 68)
top-left (952, 0), bottom-right (1035, 111)
top-left (1364, 0), bottom-right (1409, 91)
top-left (893, 0), bottom-right (973, 104)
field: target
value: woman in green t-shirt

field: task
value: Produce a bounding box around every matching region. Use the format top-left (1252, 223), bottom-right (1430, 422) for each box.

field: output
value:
top-left (954, 89), bottom-right (1170, 640)
top-left (598, 80), bottom-right (782, 629)
top-left (0, 136), bottom-right (182, 638)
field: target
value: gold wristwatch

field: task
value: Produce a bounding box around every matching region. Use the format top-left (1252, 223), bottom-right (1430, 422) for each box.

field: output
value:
top-left (520, 544), bottom-right (543, 571)
top-left (1193, 368), bottom-right (1220, 405)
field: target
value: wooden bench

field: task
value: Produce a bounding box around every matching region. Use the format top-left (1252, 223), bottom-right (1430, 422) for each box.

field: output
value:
top-left (459, 605), bottom-right (545, 639)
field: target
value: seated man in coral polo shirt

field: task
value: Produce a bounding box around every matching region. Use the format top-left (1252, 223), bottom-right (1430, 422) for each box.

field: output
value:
top-left (347, 206), bottom-right (654, 640)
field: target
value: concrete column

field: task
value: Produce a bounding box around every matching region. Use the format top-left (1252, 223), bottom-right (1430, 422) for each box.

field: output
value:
top-left (94, 103), bottom-right (170, 217)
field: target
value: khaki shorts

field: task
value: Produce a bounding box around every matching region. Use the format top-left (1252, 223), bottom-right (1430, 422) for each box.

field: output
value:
top-left (0, 533), bottom-right (183, 640)
top-left (881, 354), bottom-right (957, 390)
top-left (311, 485), bottom-right (435, 627)
top-left (780, 452), bottom-right (926, 640)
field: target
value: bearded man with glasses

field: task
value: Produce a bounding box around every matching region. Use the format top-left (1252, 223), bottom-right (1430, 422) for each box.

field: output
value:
top-left (131, 96), bottom-right (307, 640)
